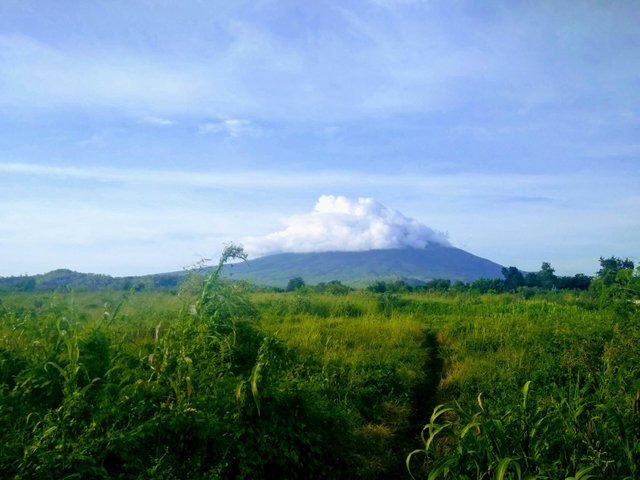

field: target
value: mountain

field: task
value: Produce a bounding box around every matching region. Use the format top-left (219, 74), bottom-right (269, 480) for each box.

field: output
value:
top-left (223, 245), bottom-right (504, 287)
top-left (0, 246), bottom-right (504, 292)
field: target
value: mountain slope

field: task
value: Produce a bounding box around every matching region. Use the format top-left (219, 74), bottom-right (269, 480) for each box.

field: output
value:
top-left (224, 245), bottom-right (503, 287)
top-left (0, 246), bottom-right (504, 292)
top-left (0, 269), bottom-right (182, 292)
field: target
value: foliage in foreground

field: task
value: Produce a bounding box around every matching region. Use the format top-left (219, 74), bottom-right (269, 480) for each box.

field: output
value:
top-left (0, 248), bottom-right (428, 479)
top-left (0, 250), bottom-right (638, 478)
top-left (408, 380), bottom-right (639, 479)
top-left (406, 276), bottom-right (640, 479)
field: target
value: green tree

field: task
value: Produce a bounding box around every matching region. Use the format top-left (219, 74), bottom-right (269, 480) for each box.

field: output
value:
top-left (367, 280), bottom-right (388, 293)
top-left (524, 272), bottom-right (541, 288)
top-left (501, 266), bottom-right (524, 292)
top-left (538, 262), bottom-right (557, 290)
top-left (470, 278), bottom-right (505, 294)
top-left (16, 276), bottom-right (36, 292)
top-left (591, 259), bottom-right (639, 317)
top-left (597, 256), bottom-right (635, 286)
top-left (450, 280), bottom-right (468, 293)
top-left (420, 279), bottom-right (451, 292)
top-left (286, 277), bottom-right (306, 291)
top-left (324, 280), bottom-right (352, 295)
top-left (555, 273), bottom-right (591, 290)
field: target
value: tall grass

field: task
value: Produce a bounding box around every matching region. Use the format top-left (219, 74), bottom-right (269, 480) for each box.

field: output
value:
top-left (0, 279), bottom-right (637, 478)
top-left (406, 294), bottom-right (639, 479)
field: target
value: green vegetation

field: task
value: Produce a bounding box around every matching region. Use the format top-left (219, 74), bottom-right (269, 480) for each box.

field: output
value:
top-left (0, 250), bottom-right (638, 478)
top-left (0, 269), bottom-right (182, 294)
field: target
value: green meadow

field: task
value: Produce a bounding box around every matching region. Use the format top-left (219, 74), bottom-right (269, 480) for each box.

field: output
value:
top-left (0, 255), bottom-right (638, 479)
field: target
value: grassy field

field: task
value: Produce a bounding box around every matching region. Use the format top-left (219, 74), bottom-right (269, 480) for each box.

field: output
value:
top-left (0, 269), bottom-right (638, 478)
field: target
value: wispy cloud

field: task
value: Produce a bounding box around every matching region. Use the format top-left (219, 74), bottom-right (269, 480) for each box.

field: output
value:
top-left (0, 202), bottom-right (236, 246)
top-left (1, 1), bottom-right (638, 123)
top-left (198, 119), bottom-right (253, 136)
top-left (140, 115), bottom-right (175, 126)
top-left (0, 200), bottom-right (243, 275)
top-left (0, 34), bottom-right (206, 114)
top-left (0, 161), bottom-right (564, 195)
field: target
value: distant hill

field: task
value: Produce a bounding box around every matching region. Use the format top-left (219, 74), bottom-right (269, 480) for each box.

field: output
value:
top-left (0, 246), bottom-right (504, 292)
top-left (0, 269), bottom-right (182, 293)
top-left (223, 245), bottom-right (504, 287)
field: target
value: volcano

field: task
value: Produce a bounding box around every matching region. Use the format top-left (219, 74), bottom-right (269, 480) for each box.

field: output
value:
top-left (224, 244), bottom-right (503, 287)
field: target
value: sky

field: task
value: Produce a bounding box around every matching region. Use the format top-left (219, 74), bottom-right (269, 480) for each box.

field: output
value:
top-left (0, 0), bottom-right (638, 277)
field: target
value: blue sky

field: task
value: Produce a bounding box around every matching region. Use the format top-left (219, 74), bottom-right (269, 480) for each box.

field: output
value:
top-left (0, 0), bottom-right (638, 276)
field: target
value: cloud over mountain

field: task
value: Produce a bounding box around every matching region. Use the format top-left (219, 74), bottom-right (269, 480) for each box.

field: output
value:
top-left (243, 195), bottom-right (450, 256)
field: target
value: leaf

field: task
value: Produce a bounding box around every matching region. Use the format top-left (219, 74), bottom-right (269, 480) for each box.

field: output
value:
top-left (250, 361), bottom-right (264, 416)
top-left (565, 466), bottom-right (596, 480)
top-left (522, 381), bottom-right (532, 410)
top-left (428, 456), bottom-right (458, 480)
top-left (494, 457), bottom-right (521, 480)
top-left (406, 449), bottom-right (427, 480)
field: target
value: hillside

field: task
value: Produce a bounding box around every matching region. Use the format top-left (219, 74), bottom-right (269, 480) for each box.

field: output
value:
top-left (0, 246), bottom-right (504, 291)
top-left (223, 245), bottom-right (504, 287)
top-left (0, 269), bottom-right (181, 293)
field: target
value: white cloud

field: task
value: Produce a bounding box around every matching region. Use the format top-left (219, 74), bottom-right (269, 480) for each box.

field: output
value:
top-left (198, 119), bottom-right (252, 136)
top-left (242, 195), bottom-right (450, 256)
top-left (0, 34), bottom-right (206, 114)
top-left (140, 115), bottom-right (175, 126)
top-left (1, 3), bottom-right (638, 123)
top-left (0, 161), bottom-right (561, 193)
top-left (1, 162), bottom-right (637, 276)
top-left (0, 14), bottom-right (528, 122)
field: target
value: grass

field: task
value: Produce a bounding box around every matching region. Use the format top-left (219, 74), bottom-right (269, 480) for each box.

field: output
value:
top-left (0, 277), bottom-right (637, 478)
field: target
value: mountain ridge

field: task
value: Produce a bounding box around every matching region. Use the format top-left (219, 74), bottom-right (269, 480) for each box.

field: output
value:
top-left (0, 245), bottom-right (504, 291)
top-left (223, 245), bottom-right (504, 287)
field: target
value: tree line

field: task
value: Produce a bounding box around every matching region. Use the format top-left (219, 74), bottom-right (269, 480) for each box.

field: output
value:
top-left (272, 256), bottom-right (639, 298)
top-left (361, 256), bottom-right (637, 296)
